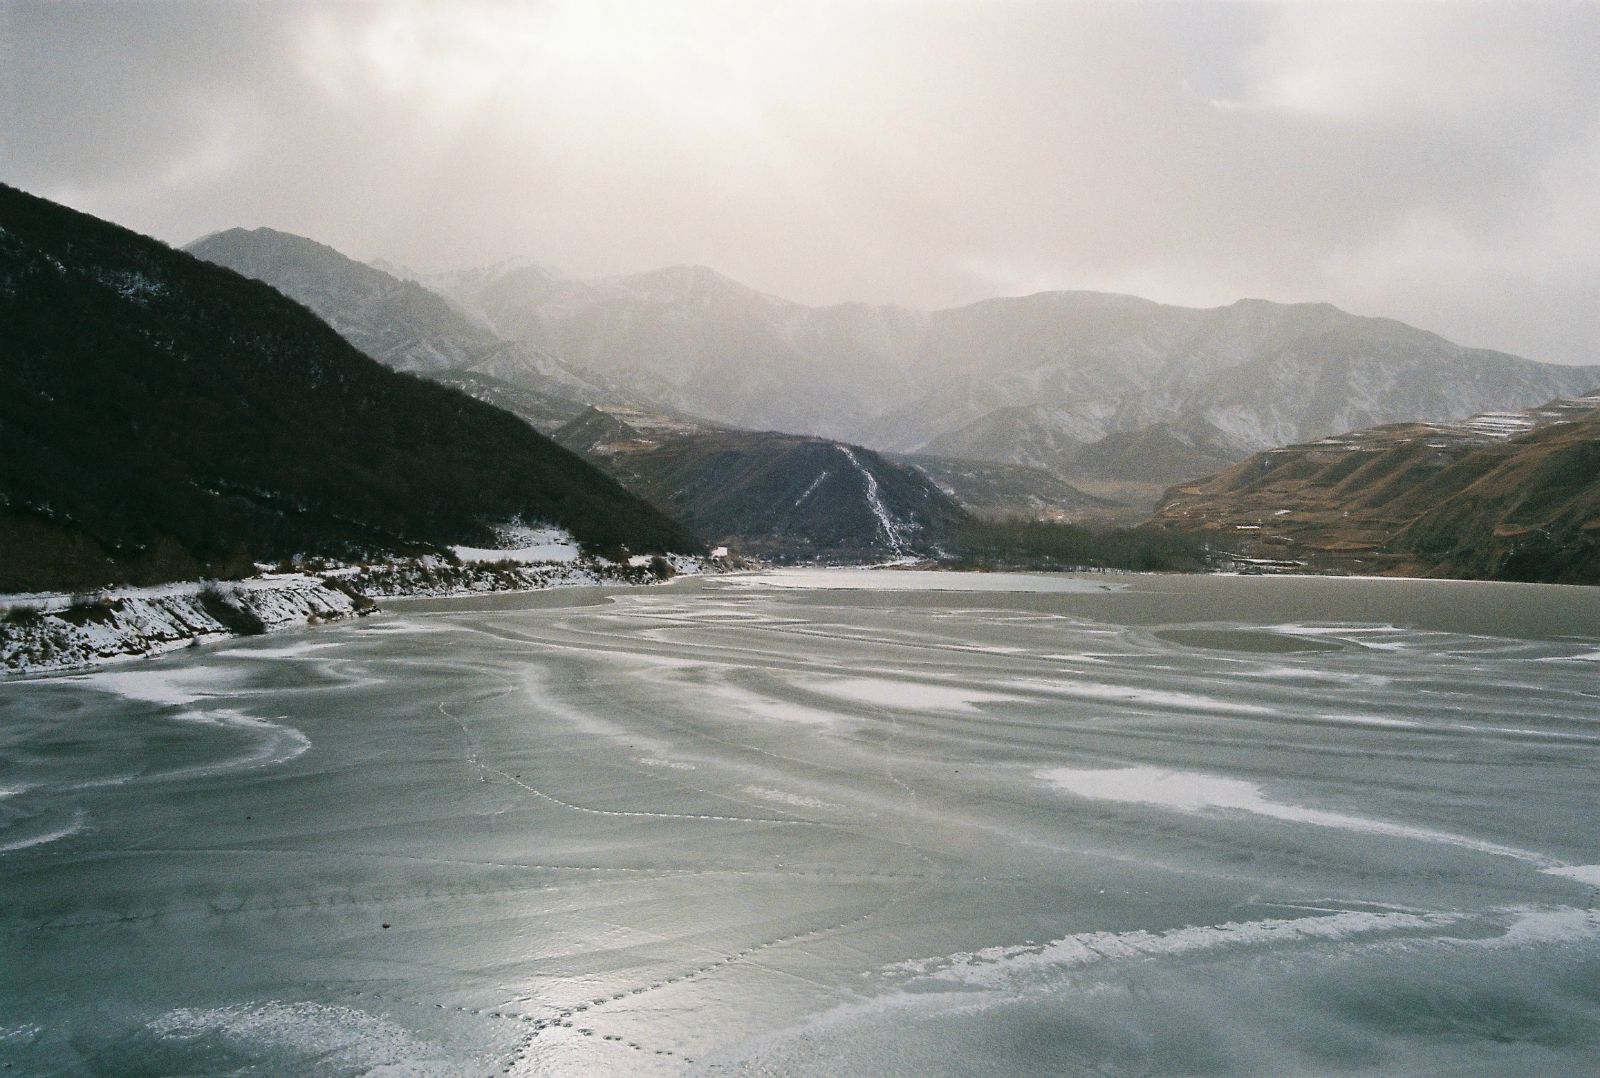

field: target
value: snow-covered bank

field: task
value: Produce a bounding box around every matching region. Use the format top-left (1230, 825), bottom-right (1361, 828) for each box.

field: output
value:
top-left (449, 523), bottom-right (583, 565)
top-left (0, 576), bottom-right (365, 676)
top-left (347, 552), bottom-right (710, 599)
top-left (1, 551), bottom-right (725, 676)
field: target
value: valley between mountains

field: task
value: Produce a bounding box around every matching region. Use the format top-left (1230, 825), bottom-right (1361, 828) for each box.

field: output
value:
top-left (3, 182), bottom-right (1599, 678)
top-left (183, 219), bottom-right (1600, 580)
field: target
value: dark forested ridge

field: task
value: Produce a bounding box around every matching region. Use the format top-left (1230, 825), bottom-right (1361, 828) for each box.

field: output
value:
top-left (554, 409), bottom-right (968, 559)
top-left (0, 185), bottom-right (699, 591)
top-left (951, 518), bottom-right (1211, 573)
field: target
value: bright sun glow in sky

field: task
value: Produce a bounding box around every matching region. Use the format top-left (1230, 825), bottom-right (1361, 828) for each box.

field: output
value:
top-left (7, 0), bottom-right (1600, 364)
top-left (318, 2), bottom-right (848, 137)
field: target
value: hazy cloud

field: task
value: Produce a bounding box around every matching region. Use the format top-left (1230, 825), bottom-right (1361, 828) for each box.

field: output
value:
top-left (3, 0), bottom-right (1597, 363)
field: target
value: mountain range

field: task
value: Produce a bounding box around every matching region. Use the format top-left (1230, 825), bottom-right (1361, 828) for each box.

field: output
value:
top-left (0, 185), bottom-right (697, 592)
top-left (189, 229), bottom-right (1600, 503)
top-left (3, 188), bottom-right (1594, 590)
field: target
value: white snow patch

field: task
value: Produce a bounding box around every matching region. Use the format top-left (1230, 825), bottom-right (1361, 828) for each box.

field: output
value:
top-left (637, 757), bottom-right (697, 771)
top-left (890, 909), bottom-right (1464, 987)
top-left (1485, 906), bottom-right (1600, 946)
top-left (1318, 712), bottom-right (1421, 730)
top-left (451, 524), bottom-right (581, 564)
top-left (351, 619), bottom-right (463, 635)
top-left (814, 677), bottom-right (1024, 714)
top-left (77, 665), bottom-right (242, 707)
top-left (744, 785), bottom-right (840, 810)
top-left (1012, 678), bottom-right (1275, 716)
top-left (1039, 765), bottom-right (1554, 865)
top-left (63, 667), bottom-right (313, 779)
top-left (0, 810), bottom-right (88, 855)
top-left (1543, 865), bottom-right (1600, 887)
top-left (837, 445), bottom-right (909, 554)
top-left (219, 641), bottom-right (339, 660)
top-left (148, 1001), bottom-right (464, 1075)
top-left (795, 470), bottom-right (830, 506)
top-left (713, 684), bottom-right (850, 729)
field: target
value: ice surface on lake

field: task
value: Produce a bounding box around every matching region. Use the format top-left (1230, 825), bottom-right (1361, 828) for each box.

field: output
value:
top-left (4, 568), bottom-right (1600, 1074)
top-left (1544, 865), bottom-right (1600, 886)
top-left (811, 676), bottom-right (1026, 713)
top-left (0, 810), bottom-right (87, 854)
top-left (218, 640), bottom-right (339, 660)
top-left (76, 664), bottom-right (244, 706)
top-left (1011, 677), bottom-right (1277, 715)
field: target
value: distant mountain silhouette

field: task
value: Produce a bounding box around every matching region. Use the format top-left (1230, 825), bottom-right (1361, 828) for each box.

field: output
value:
top-left (436, 265), bottom-right (1600, 481)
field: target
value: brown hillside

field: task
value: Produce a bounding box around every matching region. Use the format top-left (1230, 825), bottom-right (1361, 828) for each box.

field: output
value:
top-left (1150, 396), bottom-right (1600, 583)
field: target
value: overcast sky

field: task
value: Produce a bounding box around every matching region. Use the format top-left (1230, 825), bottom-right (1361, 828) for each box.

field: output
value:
top-left (3, 1), bottom-right (1598, 363)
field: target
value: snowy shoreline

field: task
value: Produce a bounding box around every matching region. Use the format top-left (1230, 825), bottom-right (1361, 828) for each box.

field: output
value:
top-left (0, 575), bottom-right (366, 677)
top-left (1, 545), bottom-right (721, 678)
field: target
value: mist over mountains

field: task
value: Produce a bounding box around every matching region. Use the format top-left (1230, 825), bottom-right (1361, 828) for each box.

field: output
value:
top-left (189, 228), bottom-right (1600, 494)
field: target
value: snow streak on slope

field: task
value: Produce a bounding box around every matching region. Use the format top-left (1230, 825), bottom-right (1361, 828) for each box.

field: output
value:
top-left (837, 446), bottom-right (907, 555)
top-left (794, 470), bottom-right (830, 507)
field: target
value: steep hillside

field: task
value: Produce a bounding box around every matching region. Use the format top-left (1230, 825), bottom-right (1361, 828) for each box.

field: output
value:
top-left (0, 185), bottom-right (699, 591)
top-left (185, 227), bottom-right (500, 373)
top-left (423, 369), bottom-right (590, 432)
top-left (892, 454), bottom-right (1124, 523)
top-left (184, 228), bottom-right (648, 429)
top-left (1150, 394), bottom-right (1600, 583)
top-left (1057, 420), bottom-right (1245, 486)
top-left (554, 409), bottom-right (966, 560)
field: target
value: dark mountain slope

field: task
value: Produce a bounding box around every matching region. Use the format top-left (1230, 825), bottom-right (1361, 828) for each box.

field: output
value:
top-left (1388, 412), bottom-right (1600, 583)
top-left (425, 369), bottom-right (594, 433)
top-left (891, 454), bottom-right (1123, 522)
top-left (1150, 394), bottom-right (1600, 583)
top-left (0, 185), bottom-right (698, 591)
top-left (1053, 419), bottom-right (1244, 486)
top-left (554, 409), bottom-right (967, 560)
